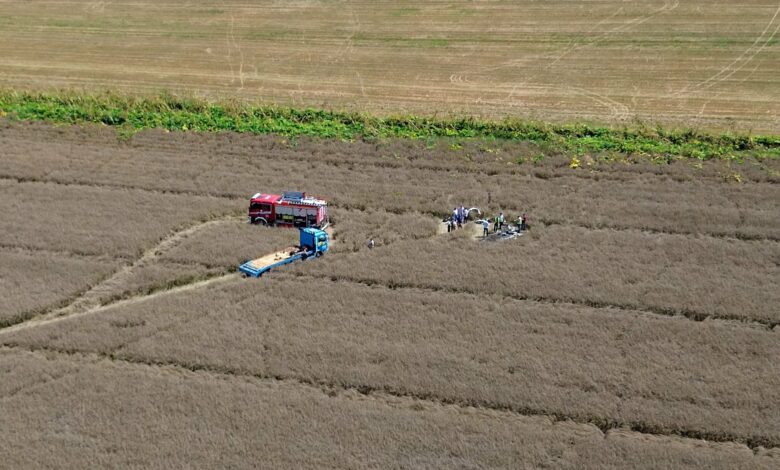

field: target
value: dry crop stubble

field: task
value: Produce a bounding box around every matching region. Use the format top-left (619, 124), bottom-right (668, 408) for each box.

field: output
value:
top-left (0, 250), bottom-right (121, 327)
top-left (1, 349), bottom-right (776, 469)
top-left (158, 220), bottom-right (300, 268)
top-left (0, 179), bottom-right (237, 257)
top-left (2, 122), bottom-right (778, 240)
top-left (0, 117), bottom-right (779, 465)
top-left (88, 260), bottom-right (227, 306)
top-left (4, 121), bottom-right (779, 185)
top-left (0, 1), bottom-right (778, 131)
top-left (303, 225), bottom-right (780, 324)
top-left (3, 277), bottom-right (778, 447)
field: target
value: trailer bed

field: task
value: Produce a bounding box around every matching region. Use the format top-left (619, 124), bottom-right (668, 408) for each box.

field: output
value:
top-left (239, 227), bottom-right (329, 278)
top-left (245, 247), bottom-right (299, 270)
top-left (239, 247), bottom-right (311, 277)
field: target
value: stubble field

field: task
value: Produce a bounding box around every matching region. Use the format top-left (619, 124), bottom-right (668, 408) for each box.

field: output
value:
top-left (0, 0), bottom-right (779, 131)
top-left (1, 118), bottom-right (779, 468)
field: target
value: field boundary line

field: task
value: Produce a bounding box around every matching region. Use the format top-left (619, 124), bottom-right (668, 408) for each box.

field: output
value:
top-left (284, 272), bottom-right (777, 331)
top-left (1, 343), bottom-right (775, 452)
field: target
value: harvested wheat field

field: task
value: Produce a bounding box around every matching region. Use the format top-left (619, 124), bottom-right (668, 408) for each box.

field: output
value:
top-left (1, 1), bottom-right (779, 131)
top-left (0, 117), bottom-right (779, 468)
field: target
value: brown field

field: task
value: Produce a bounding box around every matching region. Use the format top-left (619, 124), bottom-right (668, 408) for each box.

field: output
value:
top-left (304, 225), bottom-right (780, 324)
top-left (4, 349), bottom-right (778, 469)
top-left (1, 119), bottom-right (779, 467)
top-left (1, 1), bottom-right (779, 131)
top-left (0, 250), bottom-right (120, 327)
top-left (6, 277), bottom-right (779, 444)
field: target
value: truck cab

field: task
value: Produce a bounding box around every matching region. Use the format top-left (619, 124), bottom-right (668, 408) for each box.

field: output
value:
top-left (299, 227), bottom-right (329, 256)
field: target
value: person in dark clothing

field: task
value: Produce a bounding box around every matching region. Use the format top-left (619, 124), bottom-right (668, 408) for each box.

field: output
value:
top-left (521, 213), bottom-right (528, 231)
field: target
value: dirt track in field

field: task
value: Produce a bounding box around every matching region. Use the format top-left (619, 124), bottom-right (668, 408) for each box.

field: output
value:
top-left (0, 215), bottom-right (242, 337)
top-left (0, 121), bottom-right (779, 466)
top-left (0, 0), bottom-right (779, 131)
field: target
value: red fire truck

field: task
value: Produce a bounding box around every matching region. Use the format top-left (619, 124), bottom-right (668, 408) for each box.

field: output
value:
top-left (248, 191), bottom-right (329, 228)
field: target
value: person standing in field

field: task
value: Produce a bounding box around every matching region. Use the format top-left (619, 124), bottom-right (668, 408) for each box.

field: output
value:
top-left (521, 213), bottom-right (528, 231)
top-left (482, 219), bottom-right (489, 237)
top-left (498, 212), bottom-right (505, 230)
top-left (493, 214), bottom-right (500, 233)
top-left (452, 208), bottom-right (459, 229)
top-left (368, 238), bottom-right (375, 250)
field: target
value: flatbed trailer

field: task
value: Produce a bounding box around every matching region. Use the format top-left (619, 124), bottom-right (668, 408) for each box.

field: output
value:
top-left (239, 227), bottom-right (328, 277)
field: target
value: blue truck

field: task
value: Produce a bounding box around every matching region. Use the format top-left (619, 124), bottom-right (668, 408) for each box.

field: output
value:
top-left (239, 227), bottom-right (329, 278)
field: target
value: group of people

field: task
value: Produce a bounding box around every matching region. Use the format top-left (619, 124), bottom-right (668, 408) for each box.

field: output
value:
top-left (447, 205), bottom-right (469, 232)
top-left (481, 212), bottom-right (527, 237)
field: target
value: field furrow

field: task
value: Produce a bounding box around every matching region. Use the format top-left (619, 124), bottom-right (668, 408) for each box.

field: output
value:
top-left (0, 251), bottom-right (121, 328)
top-left (302, 225), bottom-right (780, 325)
top-left (2, 122), bottom-right (779, 241)
top-left (3, 276), bottom-right (778, 447)
top-left (0, 179), bottom-right (237, 257)
top-left (3, 347), bottom-right (776, 468)
top-left (2, 0), bottom-right (780, 466)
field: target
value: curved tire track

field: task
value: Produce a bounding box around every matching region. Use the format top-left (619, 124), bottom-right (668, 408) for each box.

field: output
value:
top-left (0, 215), bottom-right (241, 336)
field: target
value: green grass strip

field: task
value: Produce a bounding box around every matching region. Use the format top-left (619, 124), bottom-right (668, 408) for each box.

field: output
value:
top-left (1, 90), bottom-right (778, 160)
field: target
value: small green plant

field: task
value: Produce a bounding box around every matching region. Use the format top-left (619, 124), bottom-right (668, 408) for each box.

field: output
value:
top-left (116, 125), bottom-right (137, 142)
top-left (0, 90), bottom-right (778, 161)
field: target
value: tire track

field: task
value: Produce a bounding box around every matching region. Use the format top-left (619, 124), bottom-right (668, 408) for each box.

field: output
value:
top-left (674, 3), bottom-right (780, 97)
top-left (0, 272), bottom-right (239, 337)
top-left (455, 0), bottom-right (679, 121)
top-left (0, 216), bottom-right (241, 335)
top-left (1, 343), bottom-right (775, 451)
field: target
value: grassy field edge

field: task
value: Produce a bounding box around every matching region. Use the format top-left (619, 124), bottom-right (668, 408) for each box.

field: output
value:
top-left (1, 90), bottom-right (778, 160)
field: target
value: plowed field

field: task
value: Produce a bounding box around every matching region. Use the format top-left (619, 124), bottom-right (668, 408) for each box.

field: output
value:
top-left (1, 119), bottom-right (778, 467)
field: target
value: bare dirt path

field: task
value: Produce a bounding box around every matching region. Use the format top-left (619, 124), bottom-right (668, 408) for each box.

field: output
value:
top-left (0, 273), bottom-right (239, 338)
top-left (0, 215), bottom-right (242, 336)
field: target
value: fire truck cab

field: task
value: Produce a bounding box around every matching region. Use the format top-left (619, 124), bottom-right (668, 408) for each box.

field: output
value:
top-left (249, 191), bottom-right (329, 228)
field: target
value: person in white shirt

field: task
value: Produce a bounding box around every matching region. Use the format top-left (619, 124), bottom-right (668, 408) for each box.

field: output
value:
top-left (482, 219), bottom-right (489, 237)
